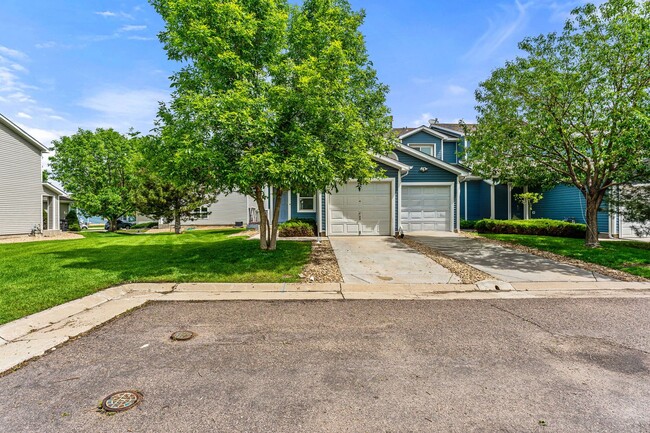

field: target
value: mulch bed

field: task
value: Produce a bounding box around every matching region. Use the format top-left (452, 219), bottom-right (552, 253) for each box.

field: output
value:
top-left (301, 240), bottom-right (343, 283)
top-left (460, 231), bottom-right (648, 283)
top-left (399, 236), bottom-right (493, 284)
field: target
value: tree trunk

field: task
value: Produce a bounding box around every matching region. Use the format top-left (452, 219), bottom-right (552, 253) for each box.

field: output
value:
top-left (268, 190), bottom-right (284, 251)
top-left (253, 187), bottom-right (270, 250)
top-left (584, 190), bottom-right (605, 248)
top-left (110, 219), bottom-right (118, 232)
top-left (174, 209), bottom-right (181, 234)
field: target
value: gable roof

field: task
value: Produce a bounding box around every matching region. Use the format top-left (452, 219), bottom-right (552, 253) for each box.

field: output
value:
top-left (372, 154), bottom-right (412, 174)
top-left (396, 144), bottom-right (469, 176)
top-left (43, 182), bottom-right (71, 200)
top-left (428, 122), bottom-right (477, 137)
top-left (395, 125), bottom-right (451, 141)
top-left (0, 113), bottom-right (49, 153)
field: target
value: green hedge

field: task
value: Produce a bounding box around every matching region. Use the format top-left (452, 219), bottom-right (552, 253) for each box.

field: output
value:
top-left (279, 218), bottom-right (317, 237)
top-left (474, 218), bottom-right (586, 238)
top-left (131, 221), bottom-right (159, 229)
top-left (460, 219), bottom-right (478, 229)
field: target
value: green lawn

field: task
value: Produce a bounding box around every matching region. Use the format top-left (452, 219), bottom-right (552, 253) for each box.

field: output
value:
top-left (479, 234), bottom-right (650, 279)
top-left (0, 229), bottom-right (311, 325)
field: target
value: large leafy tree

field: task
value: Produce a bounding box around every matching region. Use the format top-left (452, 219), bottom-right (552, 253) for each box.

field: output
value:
top-left (50, 128), bottom-right (139, 232)
top-left (151, 0), bottom-right (393, 250)
top-left (134, 135), bottom-right (218, 234)
top-left (467, 0), bottom-right (650, 247)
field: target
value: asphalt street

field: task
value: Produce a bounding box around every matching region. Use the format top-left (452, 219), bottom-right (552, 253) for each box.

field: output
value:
top-left (0, 299), bottom-right (648, 432)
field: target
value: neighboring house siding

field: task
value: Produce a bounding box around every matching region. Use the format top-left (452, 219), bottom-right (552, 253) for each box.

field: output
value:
top-left (533, 185), bottom-right (609, 233)
top-left (478, 181), bottom-right (492, 219)
top-left (495, 184), bottom-right (509, 220)
top-left (464, 181), bottom-right (483, 221)
top-left (183, 192), bottom-right (252, 226)
top-left (0, 123), bottom-right (42, 235)
top-left (511, 186), bottom-right (525, 219)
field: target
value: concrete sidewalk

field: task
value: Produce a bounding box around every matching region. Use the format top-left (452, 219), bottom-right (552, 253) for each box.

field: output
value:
top-left (2, 281), bottom-right (650, 375)
top-left (410, 232), bottom-right (616, 282)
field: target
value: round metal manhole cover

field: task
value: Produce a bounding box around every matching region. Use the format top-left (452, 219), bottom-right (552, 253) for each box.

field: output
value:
top-left (170, 330), bottom-right (195, 341)
top-left (102, 391), bottom-right (142, 412)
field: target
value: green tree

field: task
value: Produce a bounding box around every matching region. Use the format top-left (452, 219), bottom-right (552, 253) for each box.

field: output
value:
top-left (612, 184), bottom-right (650, 237)
top-left (134, 136), bottom-right (218, 234)
top-left (467, 0), bottom-right (650, 247)
top-left (151, 0), bottom-right (393, 250)
top-left (50, 128), bottom-right (139, 232)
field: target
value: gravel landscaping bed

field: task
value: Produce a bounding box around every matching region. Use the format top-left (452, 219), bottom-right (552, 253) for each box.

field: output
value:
top-left (400, 236), bottom-right (493, 284)
top-left (0, 232), bottom-right (84, 244)
top-left (301, 240), bottom-right (343, 283)
top-left (462, 232), bottom-right (648, 282)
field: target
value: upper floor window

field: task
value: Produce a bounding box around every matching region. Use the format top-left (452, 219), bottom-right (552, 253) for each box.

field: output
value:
top-left (297, 194), bottom-right (316, 212)
top-left (409, 144), bottom-right (435, 156)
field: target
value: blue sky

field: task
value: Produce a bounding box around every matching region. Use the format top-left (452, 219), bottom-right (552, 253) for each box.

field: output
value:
top-left (0, 0), bottom-right (599, 147)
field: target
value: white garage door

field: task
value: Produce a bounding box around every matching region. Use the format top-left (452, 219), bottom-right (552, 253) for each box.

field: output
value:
top-left (621, 217), bottom-right (649, 239)
top-left (401, 185), bottom-right (451, 232)
top-left (329, 182), bottom-right (392, 236)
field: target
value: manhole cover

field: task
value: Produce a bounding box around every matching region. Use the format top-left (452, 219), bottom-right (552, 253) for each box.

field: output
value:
top-left (102, 391), bottom-right (142, 412)
top-left (170, 330), bottom-right (195, 341)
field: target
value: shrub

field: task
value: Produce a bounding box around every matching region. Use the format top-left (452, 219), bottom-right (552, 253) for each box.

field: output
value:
top-left (278, 218), bottom-right (317, 237)
top-left (460, 219), bottom-right (478, 230)
top-left (65, 209), bottom-right (80, 231)
top-left (474, 218), bottom-right (586, 238)
top-left (131, 221), bottom-right (159, 229)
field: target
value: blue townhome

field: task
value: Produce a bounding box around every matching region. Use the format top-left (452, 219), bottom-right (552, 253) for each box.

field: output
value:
top-left (269, 119), bottom-right (645, 240)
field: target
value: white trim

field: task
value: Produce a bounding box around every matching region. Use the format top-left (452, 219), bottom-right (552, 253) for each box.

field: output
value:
top-left (490, 182), bottom-right (496, 219)
top-left (428, 124), bottom-right (466, 138)
top-left (372, 154), bottom-right (411, 173)
top-left (396, 144), bottom-right (468, 175)
top-left (326, 178), bottom-right (395, 236)
top-left (400, 182), bottom-right (455, 232)
top-left (0, 113), bottom-right (49, 153)
top-left (507, 183), bottom-right (512, 220)
top-left (408, 143), bottom-right (436, 157)
top-left (523, 186), bottom-right (530, 220)
top-left (464, 182), bottom-right (468, 221)
top-left (398, 125), bottom-right (450, 141)
top-left (287, 191), bottom-right (292, 220)
top-left (456, 177), bottom-right (461, 232)
top-left (296, 193), bottom-right (316, 213)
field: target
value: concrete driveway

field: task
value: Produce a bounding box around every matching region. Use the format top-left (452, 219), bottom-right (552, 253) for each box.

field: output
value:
top-left (329, 236), bottom-right (461, 284)
top-left (1, 299), bottom-right (648, 433)
top-left (410, 232), bottom-right (616, 283)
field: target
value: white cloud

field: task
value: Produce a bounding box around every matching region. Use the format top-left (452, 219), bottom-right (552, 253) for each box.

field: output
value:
top-left (95, 10), bottom-right (134, 20)
top-left (16, 112), bottom-right (32, 119)
top-left (447, 85), bottom-right (468, 96)
top-left (78, 88), bottom-right (169, 132)
top-left (16, 123), bottom-right (71, 148)
top-left (410, 112), bottom-right (432, 127)
top-left (127, 36), bottom-right (156, 41)
top-left (0, 45), bottom-right (28, 60)
top-left (464, 0), bottom-right (529, 62)
top-left (48, 115), bottom-right (66, 121)
top-left (35, 41), bottom-right (75, 50)
top-left (120, 25), bottom-right (147, 32)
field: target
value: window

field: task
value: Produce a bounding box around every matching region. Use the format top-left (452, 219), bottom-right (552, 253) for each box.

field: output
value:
top-left (409, 144), bottom-right (435, 156)
top-left (191, 206), bottom-right (209, 220)
top-left (297, 194), bottom-right (316, 212)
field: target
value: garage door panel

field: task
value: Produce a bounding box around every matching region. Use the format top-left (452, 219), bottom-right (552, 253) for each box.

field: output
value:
top-left (401, 185), bottom-right (451, 232)
top-left (329, 182), bottom-right (391, 236)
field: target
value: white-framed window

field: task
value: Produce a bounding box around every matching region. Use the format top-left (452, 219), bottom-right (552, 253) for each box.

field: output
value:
top-left (191, 206), bottom-right (209, 220)
top-left (297, 194), bottom-right (316, 212)
top-left (409, 144), bottom-right (435, 156)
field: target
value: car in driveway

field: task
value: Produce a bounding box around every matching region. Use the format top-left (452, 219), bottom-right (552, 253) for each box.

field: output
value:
top-left (104, 219), bottom-right (134, 230)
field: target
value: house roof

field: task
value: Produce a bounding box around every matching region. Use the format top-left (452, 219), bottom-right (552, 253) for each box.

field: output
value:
top-left (428, 121), bottom-right (477, 137)
top-left (0, 113), bottom-right (49, 153)
top-left (396, 144), bottom-right (469, 176)
top-left (395, 125), bottom-right (451, 141)
top-left (372, 154), bottom-right (412, 174)
top-left (43, 182), bottom-right (72, 200)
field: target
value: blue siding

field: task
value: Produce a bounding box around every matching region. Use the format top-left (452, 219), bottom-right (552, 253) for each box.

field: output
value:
top-left (479, 181), bottom-right (492, 219)
top-left (511, 186), bottom-right (525, 219)
top-left (495, 184), bottom-right (509, 220)
top-left (402, 131), bottom-right (443, 160)
top-left (289, 192), bottom-right (317, 222)
top-left (394, 149), bottom-right (457, 183)
top-left (464, 181), bottom-right (483, 221)
top-left (442, 141), bottom-right (459, 164)
top-left (533, 185), bottom-right (609, 233)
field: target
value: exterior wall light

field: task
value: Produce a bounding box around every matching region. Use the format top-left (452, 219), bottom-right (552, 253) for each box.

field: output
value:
top-left (419, 167), bottom-right (428, 173)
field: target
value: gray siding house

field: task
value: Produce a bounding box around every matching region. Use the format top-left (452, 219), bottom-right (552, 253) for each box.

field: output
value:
top-left (0, 114), bottom-right (68, 236)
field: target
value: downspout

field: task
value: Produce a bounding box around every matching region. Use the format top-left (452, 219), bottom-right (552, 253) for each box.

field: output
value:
top-left (456, 176), bottom-right (461, 232)
top-left (523, 185), bottom-right (529, 220)
top-left (507, 183), bottom-right (512, 220)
